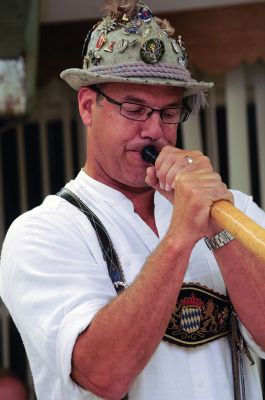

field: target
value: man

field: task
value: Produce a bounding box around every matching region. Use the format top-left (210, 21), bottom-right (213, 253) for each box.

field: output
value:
top-left (0, 1), bottom-right (265, 399)
top-left (0, 369), bottom-right (28, 400)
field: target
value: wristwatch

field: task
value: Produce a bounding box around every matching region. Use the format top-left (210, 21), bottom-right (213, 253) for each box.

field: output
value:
top-left (205, 230), bottom-right (234, 251)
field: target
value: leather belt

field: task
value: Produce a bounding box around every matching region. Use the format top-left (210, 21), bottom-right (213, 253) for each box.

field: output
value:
top-left (163, 282), bottom-right (232, 347)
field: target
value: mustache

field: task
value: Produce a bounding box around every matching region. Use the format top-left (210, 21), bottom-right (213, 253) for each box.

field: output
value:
top-left (126, 142), bottom-right (164, 153)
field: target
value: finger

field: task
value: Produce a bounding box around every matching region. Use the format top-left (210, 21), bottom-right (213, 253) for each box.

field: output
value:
top-left (145, 166), bottom-right (176, 204)
top-left (173, 173), bottom-right (231, 207)
top-left (145, 167), bottom-right (159, 189)
top-left (157, 152), bottom-right (213, 191)
top-left (172, 170), bottom-right (220, 190)
top-left (156, 152), bottom-right (186, 190)
top-left (155, 146), bottom-right (183, 170)
top-left (183, 154), bottom-right (213, 171)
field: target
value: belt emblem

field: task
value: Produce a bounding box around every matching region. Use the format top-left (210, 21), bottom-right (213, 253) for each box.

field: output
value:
top-left (180, 294), bottom-right (204, 334)
top-left (163, 283), bottom-right (232, 347)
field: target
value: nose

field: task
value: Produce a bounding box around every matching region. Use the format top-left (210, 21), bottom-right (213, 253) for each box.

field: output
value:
top-left (140, 111), bottom-right (163, 141)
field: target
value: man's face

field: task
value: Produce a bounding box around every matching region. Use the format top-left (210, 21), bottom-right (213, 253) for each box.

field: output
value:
top-left (82, 82), bottom-right (182, 191)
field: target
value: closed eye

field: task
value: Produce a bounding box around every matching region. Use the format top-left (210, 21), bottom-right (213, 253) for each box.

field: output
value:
top-left (162, 108), bottom-right (180, 118)
top-left (122, 103), bottom-right (147, 115)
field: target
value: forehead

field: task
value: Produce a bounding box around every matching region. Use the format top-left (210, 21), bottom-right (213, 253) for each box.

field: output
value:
top-left (101, 82), bottom-right (183, 103)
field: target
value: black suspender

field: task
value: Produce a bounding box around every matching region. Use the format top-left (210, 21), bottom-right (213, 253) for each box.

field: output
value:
top-left (57, 187), bottom-right (127, 294)
top-left (57, 187), bottom-right (128, 400)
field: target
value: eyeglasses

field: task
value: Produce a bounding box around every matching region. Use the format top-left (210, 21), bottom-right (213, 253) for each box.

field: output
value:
top-left (91, 86), bottom-right (191, 124)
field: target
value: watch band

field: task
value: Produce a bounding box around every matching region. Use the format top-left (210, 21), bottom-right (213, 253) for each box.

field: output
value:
top-left (205, 230), bottom-right (234, 251)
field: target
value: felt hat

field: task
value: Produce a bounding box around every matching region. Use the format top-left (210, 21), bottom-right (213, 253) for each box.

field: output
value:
top-left (61, 0), bottom-right (213, 107)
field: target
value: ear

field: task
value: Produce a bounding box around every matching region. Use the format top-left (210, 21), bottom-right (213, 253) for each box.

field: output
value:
top-left (78, 87), bottom-right (96, 126)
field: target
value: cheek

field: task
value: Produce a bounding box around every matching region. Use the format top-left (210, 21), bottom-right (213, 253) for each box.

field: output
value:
top-left (164, 126), bottom-right (178, 145)
top-left (91, 106), bottom-right (141, 153)
top-left (105, 116), bottom-right (139, 144)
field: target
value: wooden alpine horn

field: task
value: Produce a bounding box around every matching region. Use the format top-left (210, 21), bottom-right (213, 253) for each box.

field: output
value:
top-left (141, 146), bottom-right (265, 263)
top-left (210, 200), bottom-right (265, 263)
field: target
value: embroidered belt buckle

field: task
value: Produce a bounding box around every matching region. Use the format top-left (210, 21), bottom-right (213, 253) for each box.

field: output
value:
top-left (163, 283), bottom-right (232, 347)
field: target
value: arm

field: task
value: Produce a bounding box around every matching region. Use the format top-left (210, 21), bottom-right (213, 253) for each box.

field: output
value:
top-left (71, 235), bottom-right (193, 399)
top-left (149, 147), bottom-right (265, 349)
top-left (212, 232), bottom-right (265, 350)
top-left (71, 147), bottom-right (232, 399)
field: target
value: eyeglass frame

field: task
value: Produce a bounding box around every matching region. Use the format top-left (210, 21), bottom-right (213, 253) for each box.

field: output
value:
top-left (90, 85), bottom-right (191, 124)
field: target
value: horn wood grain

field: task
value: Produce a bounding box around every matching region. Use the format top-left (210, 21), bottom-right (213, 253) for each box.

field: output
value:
top-left (211, 200), bottom-right (265, 263)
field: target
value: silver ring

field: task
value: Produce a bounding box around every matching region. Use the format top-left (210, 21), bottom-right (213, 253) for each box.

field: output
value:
top-left (184, 155), bottom-right (193, 165)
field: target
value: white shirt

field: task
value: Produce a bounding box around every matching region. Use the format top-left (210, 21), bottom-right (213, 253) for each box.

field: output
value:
top-left (0, 170), bottom-right (264, 400)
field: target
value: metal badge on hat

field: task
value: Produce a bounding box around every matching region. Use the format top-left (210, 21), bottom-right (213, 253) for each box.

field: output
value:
top-left (99, 16), bottom-right (117, 36)
top-left (138, 4), bottom-right (153, 22)
top-left (143, 26), bottom-right (152, 38)
top-left (171, 39), bottom-right (181, 54)
top-left (96, 33), bottom-right (107, 50)
top-left (122, 20), bottom-right (141, 35)
top-left (170, 37), bottom-right (188, 67)
top-left (87, 49), bottom-right (101, 66)
top-left (82, 20), bottom-right (101, 61)
top-left (116, 38), bottom-right (129, 53)
top-left (140, 38), bottom-right (165, 64)
top-left (177, 35), bottom-right (188, 67)
top-left (128, 39), bottom-right (138, 47)
top-left (104, 41), bottom-right (116, 52)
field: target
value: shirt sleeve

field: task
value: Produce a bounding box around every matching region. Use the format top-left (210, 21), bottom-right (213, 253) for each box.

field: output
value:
top-left (231, 190), bottom-right (265, 358)
top-left (0, 196), bottom-right (117, 384)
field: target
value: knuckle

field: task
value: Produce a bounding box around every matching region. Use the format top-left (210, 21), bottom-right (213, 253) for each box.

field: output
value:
top-left (155, 164), bottom-right (166, 178)
top-left (213, 172), bottom-right (222, 180)
top-left (157, 169), bottom-right (166, 182)
top-left (166, 170), bottom-right (175, 185)
top-left (193, 150), bottom-right (204, 157)
top-left (160, 145), bottom-right (171, 156)
top-left (201, 155), bottom-right (211, 166)
top-left (203, 155), bottom-right (211, 163)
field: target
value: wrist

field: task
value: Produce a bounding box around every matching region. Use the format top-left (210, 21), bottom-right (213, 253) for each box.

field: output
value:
top-left (205, 230), bottom-right (234, 251)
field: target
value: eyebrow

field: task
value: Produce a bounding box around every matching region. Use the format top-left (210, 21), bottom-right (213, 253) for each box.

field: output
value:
top-left (122, 95), bottom-right (182, 107)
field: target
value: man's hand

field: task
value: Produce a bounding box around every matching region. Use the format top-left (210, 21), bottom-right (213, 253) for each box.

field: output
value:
top-left (145, 146), bottom-right (233, 243)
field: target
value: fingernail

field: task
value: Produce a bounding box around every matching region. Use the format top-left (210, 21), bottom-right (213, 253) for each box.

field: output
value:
top-left (160, 182), bottom-right (165, 190)
top-left (165, 184), bottom-right (171, 192)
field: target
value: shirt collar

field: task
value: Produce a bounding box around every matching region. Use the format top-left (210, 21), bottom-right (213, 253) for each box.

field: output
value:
top-left (73, 169), bottom-right (166, 212)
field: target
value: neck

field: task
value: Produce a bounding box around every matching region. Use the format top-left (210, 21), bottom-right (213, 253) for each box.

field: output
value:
top-left (117, 185), bottom-right (159, 236)
top-left (130, 189), bottom-right (159, 236)
top-left (83, 164), bottom-right (158, 235)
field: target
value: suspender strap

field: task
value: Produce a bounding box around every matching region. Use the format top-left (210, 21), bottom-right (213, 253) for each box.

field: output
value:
top-left (57, 187), bottom-right (128, 400)
top-left (57, 187), bottom-right (126, 294)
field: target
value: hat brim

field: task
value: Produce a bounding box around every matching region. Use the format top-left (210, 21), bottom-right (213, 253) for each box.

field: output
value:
top-left (60, 68), bottom-right (213, 97)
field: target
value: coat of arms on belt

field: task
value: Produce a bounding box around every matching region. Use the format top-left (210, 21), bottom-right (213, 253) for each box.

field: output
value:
top-left (163, 283), bottom-right (232, 347)
top-left (180, 294), bottom-right (204, 334)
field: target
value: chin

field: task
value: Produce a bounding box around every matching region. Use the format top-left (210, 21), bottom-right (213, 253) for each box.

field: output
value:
top-left (124, 178), bottom-right (151, 190)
